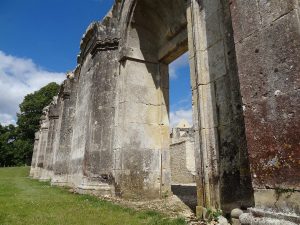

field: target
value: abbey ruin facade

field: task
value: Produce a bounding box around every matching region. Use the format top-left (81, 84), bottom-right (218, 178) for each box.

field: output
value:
top-left (30, 0), bottom-right (300, 224)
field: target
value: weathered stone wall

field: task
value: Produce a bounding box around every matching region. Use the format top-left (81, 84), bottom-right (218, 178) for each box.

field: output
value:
top-left (30, 0), bottom-right (300, 223)
top-left (29, 132), bottom-right (40, 177)
top-left (187, 0), bottom-right (254, 214)
top-left (39, 99), bottom-right (60, 181)
top-left (51, 73), bottom-right (78, 186)
top-left (230, 1), bottom-right (300, 224)
top-left (33, 106), bottom-right (50, 179)
top-left (31, 93), bottom-right (63, 181)
top-left (170, 128), bottom-right (196, 184)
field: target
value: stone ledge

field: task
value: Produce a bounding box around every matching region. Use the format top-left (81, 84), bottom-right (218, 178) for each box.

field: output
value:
top-left (76, 183), bottom-right (113, 197)
top-left (240, 208), bottom-right (300, 225)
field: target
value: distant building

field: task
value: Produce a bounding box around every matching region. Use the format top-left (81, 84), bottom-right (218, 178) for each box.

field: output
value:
top-left (170, 120), bottom-right (196, 184)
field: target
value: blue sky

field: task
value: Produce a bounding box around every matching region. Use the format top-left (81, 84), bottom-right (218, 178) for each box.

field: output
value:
top-left (169, 54), bottom-right (192, 127)
top-left (0, 0), bottom-right (192, 127)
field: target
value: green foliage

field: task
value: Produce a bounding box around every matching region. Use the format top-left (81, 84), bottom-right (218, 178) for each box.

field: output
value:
top-left (17, 82), bottom-right (60, 141)
top-left (205, 208), bottom-right (223, 223)
top-left (0, 167), bottom-right (187, 225)
top-left (0, 124), bottom-right (17, 166)
top-left (162, 190), bottom-right (170, 198)
top-left (0, 82), bottom-right (60, 167)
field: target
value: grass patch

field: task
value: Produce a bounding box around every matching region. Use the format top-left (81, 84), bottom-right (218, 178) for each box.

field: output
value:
top-left (0, 167), bottom-right (187, 225)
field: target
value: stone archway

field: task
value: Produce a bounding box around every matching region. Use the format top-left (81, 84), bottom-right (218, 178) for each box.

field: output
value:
top-left (115, 0), bottom-right (253, 214)
top-left (114, 0), bottom-right (188, 200)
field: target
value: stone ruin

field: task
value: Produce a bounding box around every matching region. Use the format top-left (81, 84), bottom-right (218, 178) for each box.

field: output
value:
top-left (170, 120), bottom-right (196, 184)
top-left (30, 0), bottom-right (300, 224)
top-left (170, 120), bottom-right (198, 213)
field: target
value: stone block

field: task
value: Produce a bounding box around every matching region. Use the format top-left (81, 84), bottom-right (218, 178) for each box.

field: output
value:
top-left (198, 83), bottom-right (218, 129)
top-left (231, 218), bottom-right (241, 225)
top-left (119, 102), bottom-right (161, 125)
top-left (122, 59), bottom-right (159, 88)
top-left (197, 8), bottom-right (223, 51)
top-left (235, 9), bottom-right (300, 104)
top-left (214, 75), bottom-right (233, 126)
top-left (202, 0), bottom-right (222, 18)
top-left (189, 56), bottom-right (197, 90)
top-left (187, 3), bottom-right (195, 59)
top-left (243, 90), bottom-right (300, 189)
top-left (240, 209), bottom-right (300, 225)
top-left (117, 122), bottom-right (169, 150)
top-left (254, 189), bottom-right (300, 215)
top-left (230, 0), bottom-right (261, 42)
top-left (196, 40), bottom-right (227, 85)
top-left (115, 147), bottom-right (162, 200)
top-left (257, 0), bottom-right (298, 26)
top-left (231, 208), bottom-right (244, 219)
top-left (200, 128), bottom-right (219, 176)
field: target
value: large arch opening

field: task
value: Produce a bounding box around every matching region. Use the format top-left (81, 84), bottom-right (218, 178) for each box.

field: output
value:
top-left (116, 0), bottom-right (189, 201)
top-left (116, 0), bottom-right (254, 216)
top-left (169, 53), bottom-right (197, 212)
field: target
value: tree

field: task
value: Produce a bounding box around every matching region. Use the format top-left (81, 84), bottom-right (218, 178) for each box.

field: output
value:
top-left (0, 124), bottom-right (17, 167)
top-left (17, 82), bottom-right (60, 141)
top-left (0, 82), bottom-right (60, 166)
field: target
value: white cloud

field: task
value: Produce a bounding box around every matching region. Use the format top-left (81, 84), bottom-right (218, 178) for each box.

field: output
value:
top-left (170, 108), bottom-right (193, 127)
top-left (0, 113), bottom-right (16, 126)
top-left (0, 50), bottom-right (65, 125)
top-left (169, 52), bottom-right (189, 79)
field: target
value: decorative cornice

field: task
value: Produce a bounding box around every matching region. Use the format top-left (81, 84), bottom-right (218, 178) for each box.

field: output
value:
top-left (77, 5), bottom-right (120, 65)
top-left (62, 93), bottom-right (70, 100)
top-left (90, 38), bottom-right (119, 55)
top-left (48, 115), bottom-right (59, 120)
top-left (78, 34), bottom-right (119, 64)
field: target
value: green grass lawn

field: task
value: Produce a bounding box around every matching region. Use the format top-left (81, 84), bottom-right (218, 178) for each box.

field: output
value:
top-left (0, 167), bottom-right (186, 225)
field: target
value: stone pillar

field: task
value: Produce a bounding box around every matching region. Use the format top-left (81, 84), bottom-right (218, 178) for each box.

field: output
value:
top-left (52, 77), bottom-right (76, 186)
top-left (69, 54), bottom-right (94, 187)
top-left (34, 107), bottom-right (50, 180)
top-left (77, 48), bottom-right (118, 196)
top-left (230, 1), bottom-right (300, 224)
top-left (187, 0), bottom-right (253, 216)
top-left (113, 56), bottom-right (170, 200)
top-left (29, 131), bottom-right (40, 177)
top-left (32, 130), bottom-right (42, 179)
top-left (70, 17), bottom-right (120, 196)
top-left (39, 98), bottom-right (60, 181)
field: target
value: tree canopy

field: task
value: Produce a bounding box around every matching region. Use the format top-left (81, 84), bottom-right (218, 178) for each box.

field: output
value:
top-left (0, 82), bottom-right (60, 167)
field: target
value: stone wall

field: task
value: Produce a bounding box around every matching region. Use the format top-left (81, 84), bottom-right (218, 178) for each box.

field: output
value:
top-left (30, 0), bottom-right (300, 224)
top-left (187, 0), bottom-right (254, 213)
top-left (30, 2), bottom-right (121, 196)
top-left (170, 127), bottom-right (196, 184)
top-left (230, 1), bottom-right (300, 224)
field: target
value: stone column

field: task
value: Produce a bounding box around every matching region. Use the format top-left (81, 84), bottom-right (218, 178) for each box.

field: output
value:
top-left (113, 54), bottom-right (171, 200)
top-left (187, 0), bottom-right (253, 216)
top-left (39, 97), bottom-right (60, 181)
top-left (52, 78), bottom-right (76, 186)
top-left (230, 1), bottom-right (300, 224)
top-left (35, 107), bottom-right (50, 180)
top-left (29, 131), bottom-right (40, 177)
top-left (69, 54), bottom-right (94, 187)
top-left (70, 18), bottom-right (120, 196)
top-left (77, 47), bottom-right (118, 196)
